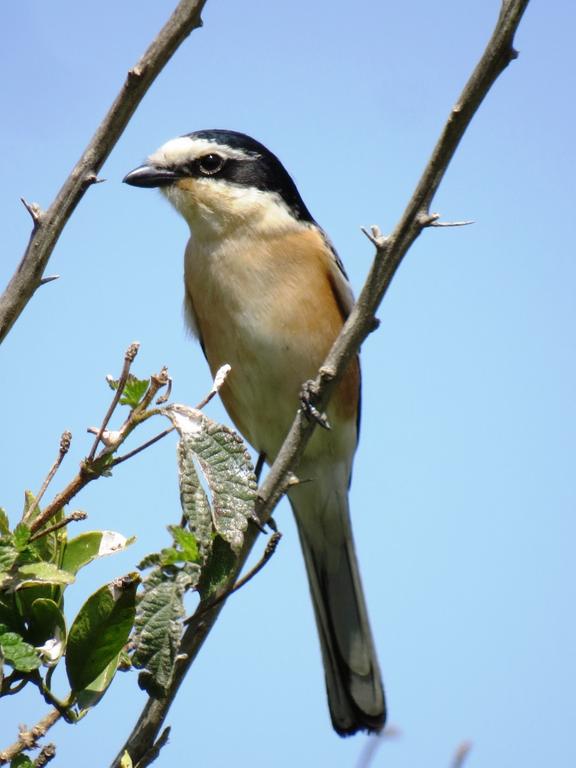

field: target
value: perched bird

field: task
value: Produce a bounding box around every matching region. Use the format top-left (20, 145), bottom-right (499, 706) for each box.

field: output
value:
top-left (123, 130), bottom-right (385, 735)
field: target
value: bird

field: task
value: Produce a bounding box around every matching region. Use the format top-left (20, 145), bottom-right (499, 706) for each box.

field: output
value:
top-left (123, 129), bottom-right (386, 735)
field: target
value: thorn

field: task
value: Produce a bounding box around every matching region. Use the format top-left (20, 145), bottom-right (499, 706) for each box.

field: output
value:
top-left (255, 452), bottom-right (266, 482)
top-left (361, 224), bottom-right (388, 248)
top-left (266, 515), bottom-right (278, 532)
top-left (249, 514), bottom-right (267, 533)
top-left (429, 219), bottom-right (475, 228)
top-left (20, 197), bottom-right (44, 225)
top-left (39, 275), bottom-right (60, 286)
top-left (420, 211), bottom-right (474, 228)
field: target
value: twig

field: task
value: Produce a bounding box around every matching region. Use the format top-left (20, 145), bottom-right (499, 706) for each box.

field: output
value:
top-left (24, 431), bottom-right (72, 523)
top-left (34, 744), bottom-right (56, 768)
top-left (28, 510), bottom-right (87, 543)
top-left (0, 0), bottom-right (208, 344)
top-left (134, 727), bottom-right (171, 768)
top-left (113, 363), bottom-right (232, 467)
top-left (111, 428), bottom-right (174, 467)
top-left (194, 363), bottom-right (232, 410)
top-left (0, 709), bottom-right (61, 765)
top-left (111, 2), bottom-right (530, 764)
top-left (88, 342), bottom-right (140, 460)
top-left (30, 361), bottom-right (169, 536)
top-left (451, 741), bottom-right (473, 768)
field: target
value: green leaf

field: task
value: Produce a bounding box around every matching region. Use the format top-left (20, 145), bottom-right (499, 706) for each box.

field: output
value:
top-left (13, 523), bottom-right (31, 551)
top-left (66, 574), bottom-right (139, 693)
top-left (22, 490), bottom-right (38, 521)
top-left (165, 405), bottom-right (257, 554)
top-left (119, 375), bottom-right (150, 408)
top-left (167, 526), bottom-right (201, 564)
top-left (29, 507), bottom-right (67, 566)
top-left (17, 562), bottom-right (75, 587)
top-left (0, 630), bottom-right (41, 672)
top-left (61, 531), bottom-right (133, 576)
top-left (0, 508), bottom-right (10, 536)
top-left (0, 540), bottom-right (18, 571)
top-left (132, 567), bottom-right (198, 698)
top-left (0, 594), bottom-right (24, 634)
top-left (198, 535), bottom-right (237, 600)
top-left (28, 598), bottom-right (66, 654)
top-left (75, 652), bottom-right (121, 710)
top-left (11, 754), bottom-right (34, 768)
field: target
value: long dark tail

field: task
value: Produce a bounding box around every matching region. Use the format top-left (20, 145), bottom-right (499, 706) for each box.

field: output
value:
top-left (289, 463), bottom-right (386, 735)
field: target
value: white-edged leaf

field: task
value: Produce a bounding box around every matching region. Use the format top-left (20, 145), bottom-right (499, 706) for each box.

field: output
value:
top-left (61, 531), bottom-right (134, 576)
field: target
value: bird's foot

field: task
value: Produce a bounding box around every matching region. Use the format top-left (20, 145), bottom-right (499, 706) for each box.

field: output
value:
top-left (300, 380), bottom-right (331, 430)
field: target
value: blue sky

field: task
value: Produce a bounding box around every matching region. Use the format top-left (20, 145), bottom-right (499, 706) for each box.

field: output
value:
top-left (1, 1), bottom-right (575, 766)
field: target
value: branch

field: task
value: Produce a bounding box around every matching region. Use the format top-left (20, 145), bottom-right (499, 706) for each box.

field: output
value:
top-left (254, 0), bottom-right (530, 524)
top-left (0, 0), bottom-right (208, 344)
top-left (0, 709), bottom-right (61, 765)
top-left (111, 1), bottom-right (530, 764)
top-left (451, 741), bottom-right (473, 768)
top-left (29, 352), bottom-right (170, 536)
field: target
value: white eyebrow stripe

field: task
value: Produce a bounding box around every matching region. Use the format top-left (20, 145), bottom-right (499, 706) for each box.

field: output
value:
top-left (149, 136), bottom-right (258, 167)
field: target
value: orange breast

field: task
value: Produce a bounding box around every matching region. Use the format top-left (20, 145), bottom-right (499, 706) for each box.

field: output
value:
top-left (185, 226), bottom-right (360, 462)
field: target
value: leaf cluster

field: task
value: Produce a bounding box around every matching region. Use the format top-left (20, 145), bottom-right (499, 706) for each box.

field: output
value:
top-left (0, 499), bottom-right (135, 720)
top-left (131, 403), bottom-right (257, 697)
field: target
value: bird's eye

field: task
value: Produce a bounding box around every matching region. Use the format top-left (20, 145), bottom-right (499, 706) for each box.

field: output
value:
top-left (198, 153), bottom-right (224, 175)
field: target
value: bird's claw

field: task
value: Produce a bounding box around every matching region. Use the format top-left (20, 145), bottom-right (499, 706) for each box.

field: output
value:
top-left (300, 381), bottom-right (331, 430)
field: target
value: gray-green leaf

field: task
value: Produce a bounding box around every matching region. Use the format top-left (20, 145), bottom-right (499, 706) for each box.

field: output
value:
top-left (165, 405), bottom-right (257, 554)
top-left (132, 567), bottom-right (198, 698)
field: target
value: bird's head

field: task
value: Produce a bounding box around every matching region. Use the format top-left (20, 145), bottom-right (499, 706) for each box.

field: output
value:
top-left (123, 129), bottom-right (315, 238)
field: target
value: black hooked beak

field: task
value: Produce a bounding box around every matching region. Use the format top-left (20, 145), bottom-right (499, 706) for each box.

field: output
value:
top-left (123, 164), bottom-right (181, 188)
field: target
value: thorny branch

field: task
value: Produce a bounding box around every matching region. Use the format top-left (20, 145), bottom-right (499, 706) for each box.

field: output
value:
top-left (0, 0), bottom-right (208, 344)
top-left (112, 1), bottom-right (530, 765)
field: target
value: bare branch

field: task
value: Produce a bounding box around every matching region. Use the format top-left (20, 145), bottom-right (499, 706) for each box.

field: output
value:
top-left (451, 741), bottom-right (473, 768)
top-left (0, 709), bottom-right (61, 766)
top-left (111, 3), bottom-right (530, 764)
top-left (29, 356), bottom-right (169, 535)
top-left (33, 743), bottom-right (56, 768)
top-left (28, 510), bottom-right (87, 543)
top-left (111, 427), bottom-right (174, 468)
top-left (0, 0), bottom-right (208, 344)
top-left (24, 431), bottom-right (72, 524)
top-left (135, 727), bottom-right (171, 768)
top-left (88, 342), bottom-right (140, 460)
